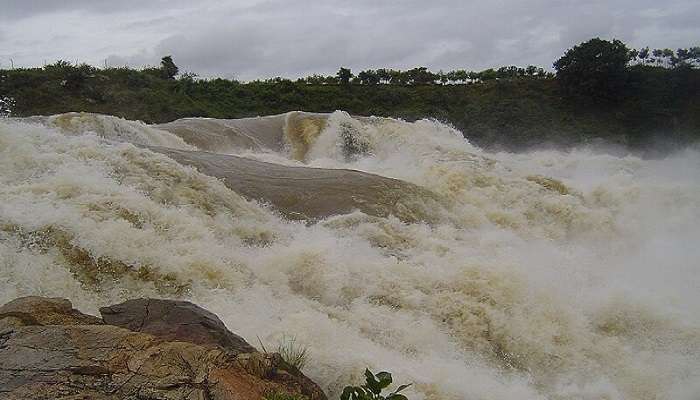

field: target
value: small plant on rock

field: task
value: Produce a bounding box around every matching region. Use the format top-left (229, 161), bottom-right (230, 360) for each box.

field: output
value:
top-left (340, 369), bottom-right (411, 400)
top-left (277, 335), bottom-right (310, 372)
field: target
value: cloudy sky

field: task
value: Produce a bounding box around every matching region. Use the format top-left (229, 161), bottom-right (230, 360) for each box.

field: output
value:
top-left (1, 0), bottom-right (698, 80)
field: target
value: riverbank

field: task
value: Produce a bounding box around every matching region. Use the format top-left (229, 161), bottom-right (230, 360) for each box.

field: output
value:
top-left (2, 63), bottom-right (698, 152)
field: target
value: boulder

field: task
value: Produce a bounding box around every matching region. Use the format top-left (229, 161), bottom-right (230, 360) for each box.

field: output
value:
top-left (0, 296), bottom-right (102, 326)
top-left (0, 297), bottom-right (326, 400)
top-left (100, 298), bottom-right (256, 354)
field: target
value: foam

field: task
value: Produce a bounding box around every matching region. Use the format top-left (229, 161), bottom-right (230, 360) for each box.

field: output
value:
top-left (1, 113), bottom-right (699, 399)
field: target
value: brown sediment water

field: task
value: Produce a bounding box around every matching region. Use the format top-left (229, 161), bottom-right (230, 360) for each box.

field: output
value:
top-left (2, 111), bottom-right (700, 400)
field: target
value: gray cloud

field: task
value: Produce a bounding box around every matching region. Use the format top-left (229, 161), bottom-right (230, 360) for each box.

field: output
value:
top-left (0, 0), bottom-right (190, 20)
top-left (1, 0), bottom-right (699, 80)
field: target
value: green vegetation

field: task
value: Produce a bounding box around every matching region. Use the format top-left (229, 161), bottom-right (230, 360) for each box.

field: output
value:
top-left (340, 369), bottom-right (411, 400)
top-left (2, 42), bottom-right (699, 150)
top-left (160, 55), bottom-right (179, 80)
top-left (0, 96), bottom-right (13, 117)
top-left (554, 38), bottom-right (631, 101)
top-left (276, 335), bottom-right (310, 372)
top-left (263, 392), bottom-right (307, 400)
top-left (262, 368), bottom-right (410, 400)
top-left (337, 67), bottom-right (353, 86)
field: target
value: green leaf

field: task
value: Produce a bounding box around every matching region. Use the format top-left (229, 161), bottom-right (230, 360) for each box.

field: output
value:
top-left (364, 369), bottom-right (374, 382)
top-left (344, 386), bottom-right (373, 400)
top-left (375, 371), bottom-right (393, 389)
top-left (341, 386), bottom-right (354, 400)
top-left (392, 383), bottom-right (412, 394)
top-left (385, 395), bottom-right (408, 400)
top-left (364, 369), bottom-right (382, 394)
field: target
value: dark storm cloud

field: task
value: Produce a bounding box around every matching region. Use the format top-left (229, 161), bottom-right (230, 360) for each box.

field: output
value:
top-left (2, 0), bottom-right (699, 80)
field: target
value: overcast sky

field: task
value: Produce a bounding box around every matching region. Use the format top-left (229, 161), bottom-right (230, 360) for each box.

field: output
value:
top-left (1, 0), bottom-right (698, 80)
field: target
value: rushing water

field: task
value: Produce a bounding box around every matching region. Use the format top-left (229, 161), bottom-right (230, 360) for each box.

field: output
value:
top-left (1, 111), bottom-right (699, 400)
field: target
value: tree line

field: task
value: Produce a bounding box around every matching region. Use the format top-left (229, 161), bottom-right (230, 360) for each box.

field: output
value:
top-left (4, 40), bottom-right (697, 91)
top-left (553, 38), bottom-right (700, 102)
top-left (289, 65), bottom-right (552, 86)
top-left (629, 46), bottom-right (700, 69)
top-left (1, 37), bottom-right (698, 151)
top-left (251, 43), bottom-right (699, 87)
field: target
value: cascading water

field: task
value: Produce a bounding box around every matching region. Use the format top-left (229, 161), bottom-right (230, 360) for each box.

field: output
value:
top-left (1, 111), bottom-right (698, 400)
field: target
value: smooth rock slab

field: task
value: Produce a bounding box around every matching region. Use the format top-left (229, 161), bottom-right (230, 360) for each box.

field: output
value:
top-left (149, 146), bottom-right (448, 223)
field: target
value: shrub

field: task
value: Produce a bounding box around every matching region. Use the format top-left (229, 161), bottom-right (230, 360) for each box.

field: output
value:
top-left (340, 369), bottom-right (411, 400)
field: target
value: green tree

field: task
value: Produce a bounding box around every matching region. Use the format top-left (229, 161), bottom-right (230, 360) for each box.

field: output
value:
top-left (497, 66), bottom-right (520, 79)
top-left (690, 47), bottom-right (700, 64)
top-left (479, 68), bottom-right (498, 81)
top-left (388, 69), bottom-right (405, 85)
top-left (376, 69), bottom-right (392, 84)
top-left (405, 67), bottom-right (436, 85)
top-left (437, 70), bottom-right (448, 85)
top-left (553, 38), bottom-right (631, 101)
top-left (525, 65), bottom-right (545, 77)
top-left (638, 47), bottom-right (650, 64)
top-left (358, 70), bottom-right (380, 85)
top-left (337, 67), bottom-right (353, 85)
top-left (448, 69), bottom-right (468, 83)
top-left (64, 63), bottom-right (95, 90)
top-left (160, 55), bottom-right (179, 80)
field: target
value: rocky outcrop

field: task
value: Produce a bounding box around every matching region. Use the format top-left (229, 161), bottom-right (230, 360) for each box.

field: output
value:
top-left (149, 146), bottom-right (447, 223)
top-left (100, 299), bottom-right (257, 354)
top-left (0, 296), bottom-right (102, 327)
top-left (0, 297), bottom-right (326, 400)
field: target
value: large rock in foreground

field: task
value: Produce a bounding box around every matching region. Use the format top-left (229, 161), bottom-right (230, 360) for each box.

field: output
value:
top-left (0, 297), bottom-right (325, 400)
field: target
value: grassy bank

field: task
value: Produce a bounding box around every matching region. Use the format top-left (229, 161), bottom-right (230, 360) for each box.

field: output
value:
top-left (2, 61), bottom-right (699, 151)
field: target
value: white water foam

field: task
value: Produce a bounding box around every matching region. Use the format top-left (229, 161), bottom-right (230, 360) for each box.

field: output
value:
top-left (1, 112), bottom-right (699, 399)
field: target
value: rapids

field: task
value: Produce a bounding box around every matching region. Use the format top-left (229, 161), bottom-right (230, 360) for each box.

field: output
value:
top-left (1, 111), bottom-right (699, 400)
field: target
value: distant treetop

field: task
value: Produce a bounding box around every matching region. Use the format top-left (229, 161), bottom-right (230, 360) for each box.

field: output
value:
top-left (553, 38), bottom-right (631, 101)
top-left (160, 56), bottom-right (179, 80)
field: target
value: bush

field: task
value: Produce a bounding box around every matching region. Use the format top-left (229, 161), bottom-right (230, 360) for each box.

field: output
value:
top-left (340, 369), bottom-right (411, 400)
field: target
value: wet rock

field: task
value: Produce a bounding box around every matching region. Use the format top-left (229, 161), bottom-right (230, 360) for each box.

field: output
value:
top-left (100, 298), bottom-right (256, 354)
top-left (0, 297), bottom-right (326, 400)
top-left (0, 296), bottom-right (102, 326)
top-left (150, 146), bottom-right (447, 223)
